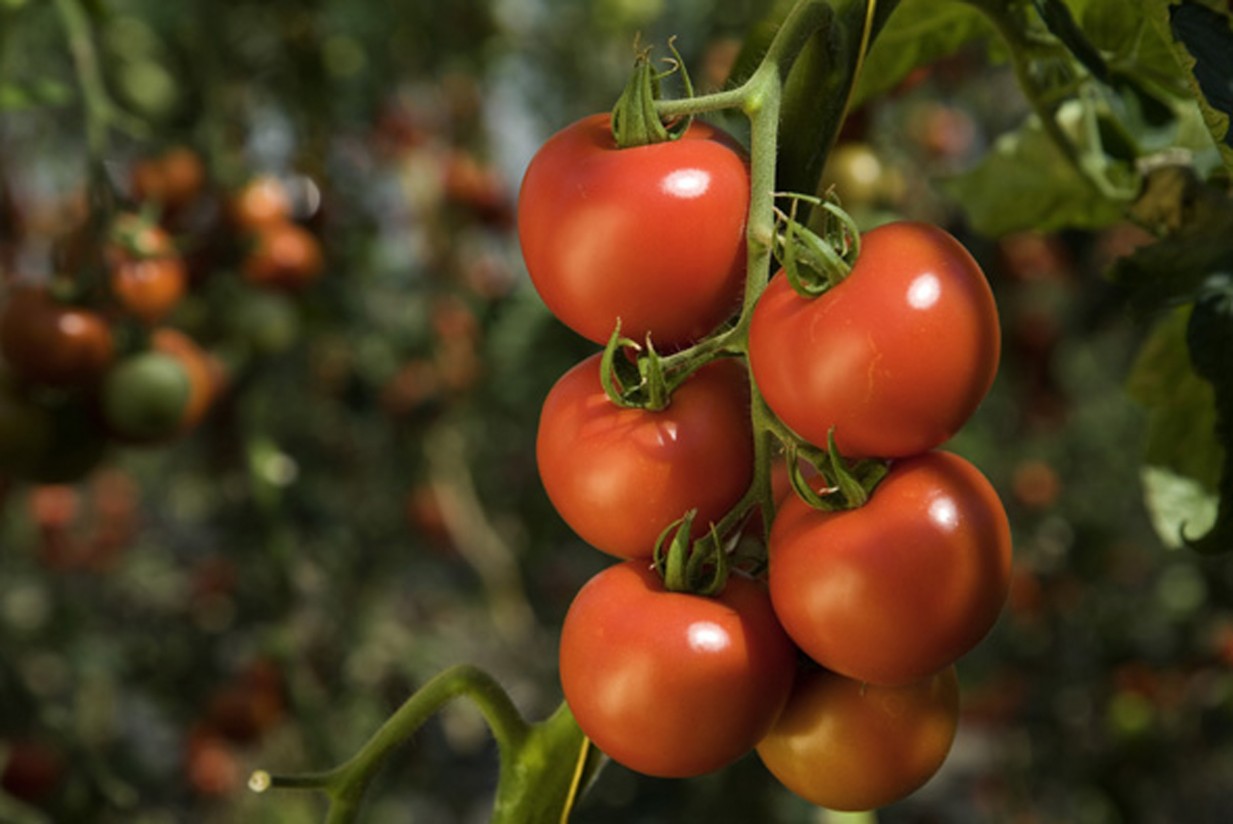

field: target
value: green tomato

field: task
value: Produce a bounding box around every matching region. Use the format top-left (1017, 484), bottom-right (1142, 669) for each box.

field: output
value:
top-left (102, 351), bottom-right (191, 443)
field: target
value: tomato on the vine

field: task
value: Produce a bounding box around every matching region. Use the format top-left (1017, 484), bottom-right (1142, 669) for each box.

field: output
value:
top-left (769, 450), bottom-right (1012, 686)
top-left (231, 176), bottom-right (293, 231)
top-left (242, 220), bottom-right (324, 290)
top-left (131, 146), bottom-right (206, 211)
top-left (151, 328), bottom-right (224, 432)
top-left (749, 220), bottom-right (1000, 458)
top-left (518, 113), bottom-right (749, 348)
top-left (0, 286), bottom-right (115, 387)
top-left (536, 354), bottom-right (753, 559)
top-left (101, 351), bottom-right (192, 444)
top-left (108, 220), bottom-right (188, 325)
top-left (559, 561), bottom-right (797, 778)
top-left (756, 666), bottom-right (960, 811)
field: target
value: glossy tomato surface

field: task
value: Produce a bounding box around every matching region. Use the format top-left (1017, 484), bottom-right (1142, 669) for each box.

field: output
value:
top-left (536, 354), bottom-right (753, 559)
top-left (769, 450), bottom-right (1012, 686)
top-left (749, 221), bottom-right (1000, 458)
top-left (0, 287), bottom-right (115, 387)
top-left (559, 561), bottom-right (797, 778)
top-left (518, 113), bottom-right (748, 347)
top-left (757, 666), bottom-right (959, 811)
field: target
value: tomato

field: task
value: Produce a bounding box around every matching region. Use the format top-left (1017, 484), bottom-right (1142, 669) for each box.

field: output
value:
top-left (151, 328), bottom-right (224, 431)
top-left (231, 176), bottom-right (293, 231)
top-left (518, 113), bottom-right (749, 347)
top-left (769, 450), bottom-right (1011, 686)
top-left (242, 220), bottom-right (324, 290)
top-left (756, 666), bottom-right (959, 811)
top-left (110, 257), bottom-right (188, 325)
top-left (0, 286), bottom-right (115, 387)
top-left (559, 561), bottom-right (797, 778)
top-left (536, 354), bottom-right (753, 559)
top-left (748, 221), bottom-right (1000, 459)
top-left (100, 351), bottom-right (192, 444)
top-left (131, 146), bottom-right (206, 211)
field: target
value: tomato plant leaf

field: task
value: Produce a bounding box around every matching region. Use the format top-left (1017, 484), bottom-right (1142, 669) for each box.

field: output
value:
top-left (941, 111), bottom-right (1126, 236)
top-left (1031, 0), bottom-right (1109, 82)
top-left (850, 0), bottom-right (993, 109)
top-left (1167, 1), bottom-right (1233, 165)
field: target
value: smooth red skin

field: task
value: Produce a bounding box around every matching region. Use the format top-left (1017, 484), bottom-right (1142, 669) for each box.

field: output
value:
top-left (769, 450), bottom-right (1012, 686)
top-left (111, 257), bottom-right (188, 325)
top-left (518, 113), bottom-right (749, 347)
top-left (749, 221), bottom-right (1000, 458)
top-left (559, 561), bottom-right (798, 778)
top-left (0, 288), bottom-right (114, 387)
top-left (756, 666), bottom-right (959, 812)
top-left (536, 354), bottom-right (753, 559)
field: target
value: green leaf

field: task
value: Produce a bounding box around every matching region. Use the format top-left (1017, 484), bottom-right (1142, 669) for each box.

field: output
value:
top-left (1126, 306), bottom-right (1223, 493)
top-left (0, 79), bottom-right (73, 111)
top-left (941, 109), bottom-right (1126, 236)
top-left (1032, 0), bottom-right (1109, 81)
top-left (1166, 2), bottom-right (1233, 167)
top-left (1140, 465), bottom-right (1218, 549)
top-left (1109, 169), bottom-right (1233, 318)
top-left (850, 0), bottom-right (993, 109)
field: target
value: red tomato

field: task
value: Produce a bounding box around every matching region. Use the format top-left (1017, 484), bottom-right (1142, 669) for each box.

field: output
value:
top-left (518, 113), bottom-right (749, 347)
top-left (0, 286), bottom-right (114, 387)
top-left (231, 176), bottom-right (293, 231)
top-left (242, 220), bottom-right (324, 290)
top-left (748, 221), bottom-right (1000, 458)
top-left (756, 666), bottom-right (959, 811)
top-left (559, 561), bottom-right (797, 778)
top-left (769, 450), bottom-right (1011, 686)
top-left (536, 354), bottom-right (753, 559)
top-left (131, 146), bottom-right (206, 211)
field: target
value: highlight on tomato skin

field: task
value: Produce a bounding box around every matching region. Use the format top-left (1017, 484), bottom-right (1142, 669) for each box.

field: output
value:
top-left (559, 560), bottom-right (798, 779)
top-left (756, 665), bottom-right (960, 812)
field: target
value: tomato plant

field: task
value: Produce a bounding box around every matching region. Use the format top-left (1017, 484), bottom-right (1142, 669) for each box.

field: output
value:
top-left (756, 665), bottom-right (960, 811)
top-left (0, 286), bottom-right (115, 387)
top-left (536, 353), bottom-right (753, 559)
top-left (749, 220), bottom-right (1000, 458)
top-left (769, 450), bottom-right (1012, 685)
top-left (518, 113), bottom-right (749, 348)
top-left (558, 560), bottom-right (797, 778)
top-left (242, 220), bottom-right (325, 291)
top-left (107, 217), bottom-right (188, 325)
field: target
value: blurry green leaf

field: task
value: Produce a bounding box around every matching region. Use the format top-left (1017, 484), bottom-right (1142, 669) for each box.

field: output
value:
top-left (1126, 306), bottom-right (1222, 493)
top-left (1141, 465), bottom-right (1218, 550)
top-left (1110, 169), bottom-right (1233, 318)
top-left (941, 111), bottom-right (1126, 236)
top-left (1166, 2), bottom-right (1233, 167)
top-left (1032, 0), bottom-right (1108, 81)
top-left (850, 0), bottom-right (992, 108)
top-left (0, 79), bottom-right (73, 110)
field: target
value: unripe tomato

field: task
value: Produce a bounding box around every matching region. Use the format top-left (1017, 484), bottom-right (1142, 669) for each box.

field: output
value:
top-left (536, 354), bottom-right (753, 559)
top-left (769, 450), bottom-right (1012, 686)
top-left (757, 666), bottom-right (960, 811)
top-left (0, 286), bottom-right (115, 387)
top-left (101, 351), bottom-right (192, 444)
top-left (560, 561), bottom-right (797, 778)
top-left (749, 221), bottom-right (1000, 458)
top-left (518, 113), bottom-right (748, 348)
top-left (242, 220), bottom-right (324, 290)
top-left (151, 328), bottom-right (224, 431)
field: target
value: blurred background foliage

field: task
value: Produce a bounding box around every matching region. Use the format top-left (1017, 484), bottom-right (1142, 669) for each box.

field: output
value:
top-left (1, 0), bottom-right (1232, 822)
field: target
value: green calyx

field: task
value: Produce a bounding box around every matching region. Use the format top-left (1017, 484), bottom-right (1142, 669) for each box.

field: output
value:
top-left (610, 38), bottom-right (694, 149)
top-left (785, 430), bottom-right (888, 512)
top-left (653, 510), bottom-right (730, 596)
top-left (774, 192), bottom-right (861, 298)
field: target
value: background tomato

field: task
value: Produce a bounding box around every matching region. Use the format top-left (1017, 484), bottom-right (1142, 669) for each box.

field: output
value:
top-left (559, 561), bottom-right (797, 778)
top-left (151, 328), bottom-right (224, 431)
top-left (756, 666), bottom-right (960, 812)
top-left (101, 351), bottom-right (193, 444)
top-left (131, 146), bottom-right (207, 212)
top-left (231, 176), bottom-right (293, 231)
top-left (749, 221), bottom-right (1000, 458)
top-left (0, 287), bottom-right (115, 387)
top-left (242, 220), bottom-right (325, 290)
top-left (518, 113), bottom-right (749, 347)
top-left (536, 354), bottom-right (753, 559)
top-left (110, 257), bottom-right (188, 325)
top-left (769, 450), bottom-right (1012, 686)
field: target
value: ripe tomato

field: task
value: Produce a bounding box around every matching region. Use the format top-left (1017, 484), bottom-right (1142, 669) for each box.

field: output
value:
top-left (748, 221), bottom-right (1000, 458)
top-left (100, 351), bottom-right (192, 444)
top-left (151, 328), bottom-right (224, 431)
top-left (756, 666), bottom-right (959, 811)
top-left (131, 146), bottom-right (206, 210)
top-left (518, 113), bottom-right (748, 347)
top-left (0, 286), bottom-right (115, 387)
top-left (231, 176), bottom-right (293, 231)
top-left (110, 257), bottom-right (187, 325)
top-left (559, 561), bottom-right (797, 778)
top-left (769, 450), bottom-right (1011, 686)
top-left (536, 354), bottom-right (753, 559)
top-left (242, 220), bottom-right (324, 290)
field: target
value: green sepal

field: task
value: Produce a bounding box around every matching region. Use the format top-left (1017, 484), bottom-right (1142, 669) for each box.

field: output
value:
top-left (653, 509), bottom-right (698, 593)
top-left (610, 39), bottom-right (694, 149)
top-left (774, 193), bottom-right (860, 298)
top-left (598, 321), bottom-right (645, 409)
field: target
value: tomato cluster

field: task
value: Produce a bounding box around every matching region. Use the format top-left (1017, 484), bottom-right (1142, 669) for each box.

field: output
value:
top-left (520, 112), bottom-right (1011, 809)
top-left (0, 147), bottom-right (324, 486)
